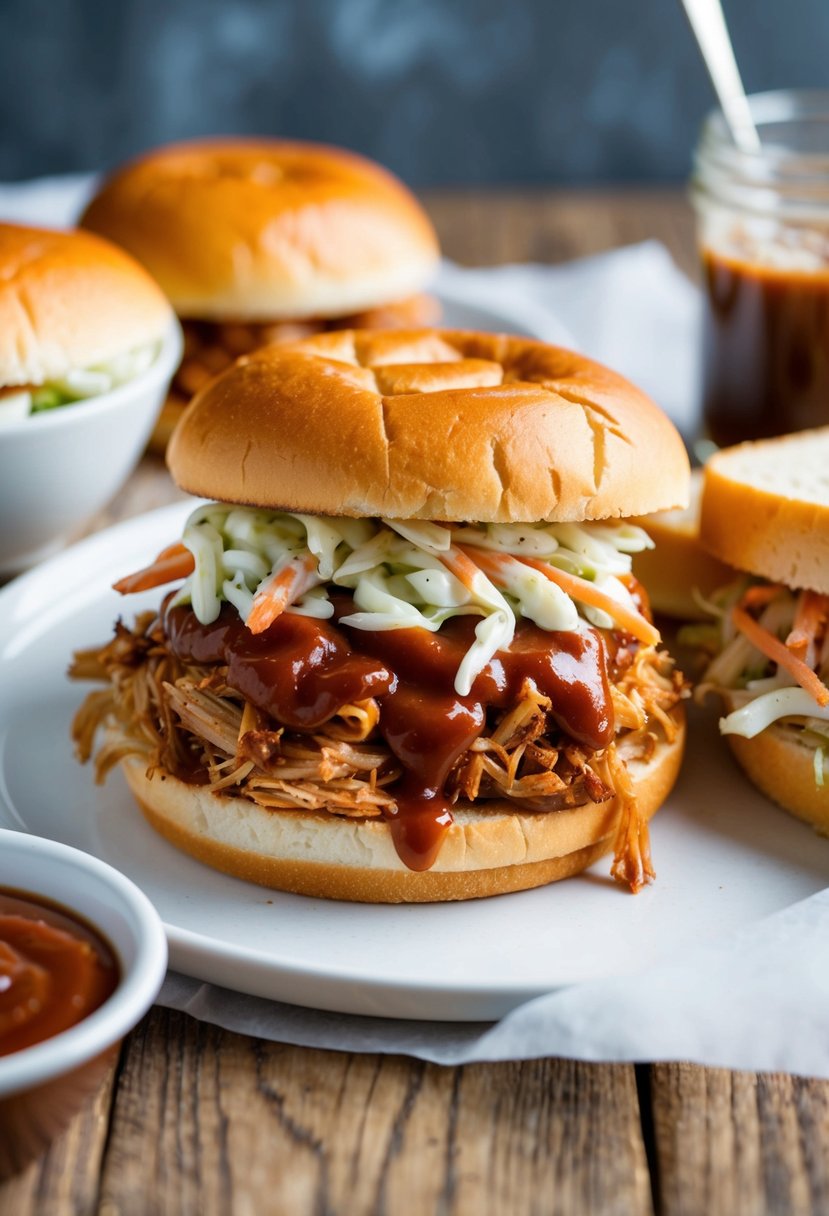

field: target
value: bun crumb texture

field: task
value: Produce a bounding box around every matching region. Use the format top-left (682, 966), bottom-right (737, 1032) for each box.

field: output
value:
top-left (700, 426), bottom-right (829, 594)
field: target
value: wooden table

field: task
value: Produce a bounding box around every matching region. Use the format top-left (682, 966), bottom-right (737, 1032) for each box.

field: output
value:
top-left (5, 191), bottom-right (829, 1216)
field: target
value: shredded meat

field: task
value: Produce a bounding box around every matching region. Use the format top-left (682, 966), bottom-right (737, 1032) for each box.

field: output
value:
top-left (70, 611), bottom-right (686, 889)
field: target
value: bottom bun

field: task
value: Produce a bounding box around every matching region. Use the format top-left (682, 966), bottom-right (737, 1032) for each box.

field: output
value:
top-left (725, 723), bottom-right (829, 836)
top-left (121, 712), bottom-right (685, 902)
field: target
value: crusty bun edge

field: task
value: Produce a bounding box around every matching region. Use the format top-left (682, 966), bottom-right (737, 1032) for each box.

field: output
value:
top-left (167, 329), bottom-right (691, 524)
top-left (724, 722), bottom-right (829, 837)
top-left (700, 433), bottom-right (829, 595)
top-left (120, 713), bottom-right (684, 902)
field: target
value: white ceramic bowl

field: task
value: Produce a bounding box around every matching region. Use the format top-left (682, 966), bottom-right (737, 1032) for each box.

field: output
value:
top-left (0, 828), bottom-right (167, 1175)
top-left (0, 322), bottom-right (182, 575)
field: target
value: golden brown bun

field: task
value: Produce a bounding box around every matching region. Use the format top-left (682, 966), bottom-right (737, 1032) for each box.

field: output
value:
top-left (0, 223), bottom-right (173, 387)
top-left (722, 704), bottom-right (829, 835)
top-left (631, 470), bottom-right (735, 619)
top-left (121, 712), bottom-right (684, 902)
top-left (80, 140), bottom-right (440, 321)
top-left (700, 427), bottom-right (829, 594)
top-left (148, 293), bottom-right (442, 454)
top-left (167, 329), bottom-right (691, 523)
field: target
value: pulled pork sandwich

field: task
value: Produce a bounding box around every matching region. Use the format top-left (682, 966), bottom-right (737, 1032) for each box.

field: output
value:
top-left (693, 427), bottom-right (829, 833)
top-left (80, 139), bottom-right (440, 449)
top-left (71, 329), bottom-right (690, 902)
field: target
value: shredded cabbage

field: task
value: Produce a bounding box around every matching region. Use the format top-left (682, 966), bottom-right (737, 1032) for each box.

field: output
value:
top-left (720, 686), bottom-right (829, 739)
top-left (170, 504), bottom-right (654, 696)
top-left (699, 584), bottom-right (829, 759)
top-left (9, 341), bottom-right (162, 417)
top-left (0, 390), bottom-right (33, 428)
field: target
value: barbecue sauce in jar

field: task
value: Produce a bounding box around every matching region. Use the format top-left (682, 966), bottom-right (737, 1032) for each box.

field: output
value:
top-left (165, 601), bottom-right (615, 871)
top-left (0, 890), bottom-right (118, 1057)
top-left (692, 91), bottom-right (829, 444)
top-left (701, 248), bottom-right (829, 445)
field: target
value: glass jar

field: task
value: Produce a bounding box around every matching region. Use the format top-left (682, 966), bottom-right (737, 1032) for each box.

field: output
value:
top-left (691, 90), bottom-right (829, 447)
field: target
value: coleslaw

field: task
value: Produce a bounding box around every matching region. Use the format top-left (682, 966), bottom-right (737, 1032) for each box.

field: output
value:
top-left (152, 503), bottom-right (659, 697)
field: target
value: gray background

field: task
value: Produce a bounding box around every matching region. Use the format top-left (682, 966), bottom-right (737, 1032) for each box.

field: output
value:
top-left (1, 0), bottom-right (826, 185)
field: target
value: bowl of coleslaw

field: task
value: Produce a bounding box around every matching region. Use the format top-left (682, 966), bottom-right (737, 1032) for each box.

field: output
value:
top-left (0, 320), bottom-right (182, 575)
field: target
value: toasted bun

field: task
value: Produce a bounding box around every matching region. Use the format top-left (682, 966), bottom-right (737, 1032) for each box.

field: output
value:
top-left (120, 712), bottom-right (684, 902)
top-left (721, 702), bottom-right (829, 835)
top-left (167, 329), bottom-right (691, 523)
top-left (631, 470), bottom-right (734, 619)
top-left (80, 140), bottom-right (439, 321)
top-left (0, 224), bottom-right (173, 387)
top-left (700, 427), bottom-right (829, 594)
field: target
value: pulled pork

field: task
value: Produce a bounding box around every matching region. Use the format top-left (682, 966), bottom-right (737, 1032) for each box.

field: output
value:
top-left (71, 611), bottom-right (685, 892)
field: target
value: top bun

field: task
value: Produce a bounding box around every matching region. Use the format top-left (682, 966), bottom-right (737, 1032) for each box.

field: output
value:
top-left (700, 426), bottom-right (829, 594)
top-left (0, 224), bottom-right (173, 387)
top-left (80, 139), bottom-right (440, 322)
top-left (167, 328), bottom-right (690, 523)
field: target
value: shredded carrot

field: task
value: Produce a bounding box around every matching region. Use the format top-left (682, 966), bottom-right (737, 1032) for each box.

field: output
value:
top-left (786, 589), bottom-right (829, 664)
top-left (247, 553), bottom-right (319, 634)
top-left (739, 584), bottom-right (784, 611)
top-left (458, 545), bottom-right (660, 647)
top-left (436, 544), bottom-right (488, 593)
top-left (732, 603), bottom-right (829, 707)
top-left (113, 543), bottom-right (195, 595)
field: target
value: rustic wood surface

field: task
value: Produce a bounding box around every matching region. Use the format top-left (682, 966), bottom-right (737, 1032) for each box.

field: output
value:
top-left (3, 189), bottom-right (827, 1216)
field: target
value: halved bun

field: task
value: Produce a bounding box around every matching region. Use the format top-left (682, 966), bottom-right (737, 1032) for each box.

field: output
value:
top-left (723, 716), bottom-right (829, 836)
top-left (80, 140), bottom-right (439, 321)
top-left (0, 224), bottom-right (173, 387)
top-left (121, 710), bottom-right (684, 902)
top-left (631, 470), bottom-right (734, 619)
top-left (167, 329), bottom-right (691, 523)
top-left (700, 427), bottom-right (829, 594)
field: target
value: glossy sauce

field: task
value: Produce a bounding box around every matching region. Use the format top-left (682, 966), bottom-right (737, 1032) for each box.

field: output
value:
top-left (702, 247), bottom-right (829, 445)
top-left (0, 890), bottom-right (118, 1057)
top-left (165, 603), bottom-right (615, 871)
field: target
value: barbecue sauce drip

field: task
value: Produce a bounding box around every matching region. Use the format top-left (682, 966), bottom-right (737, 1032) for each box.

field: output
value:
top-left (165, 603), bottom-right (615, 871)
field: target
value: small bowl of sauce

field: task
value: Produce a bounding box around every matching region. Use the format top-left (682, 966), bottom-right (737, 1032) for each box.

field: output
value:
top-left (692, 90), bottom-right (829, 445)
top-left (0, 830), bottom-right (166, 1178)
top-left (0, 889), bottom-right (119, 1059)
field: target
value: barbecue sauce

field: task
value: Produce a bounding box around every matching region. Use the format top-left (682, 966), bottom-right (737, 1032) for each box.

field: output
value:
top-left (702, 248), bottom-right (829, 444)
top-left (0, 890), bottom-right (118, 1057)
top-left (165, 603), bottom-right (615, 871)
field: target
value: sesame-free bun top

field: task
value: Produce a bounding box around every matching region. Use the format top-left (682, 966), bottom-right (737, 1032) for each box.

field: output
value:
top-left (0, 224), bottom-right (174, 387)
top-left (80, 139), bottom-right (440, 321)
top-left (700, 427), bottom-right (829, 594)
top-left (167, 329), bottom-right (691, 523)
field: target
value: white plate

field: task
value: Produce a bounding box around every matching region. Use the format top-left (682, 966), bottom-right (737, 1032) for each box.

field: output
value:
top-left (2, 503), bottom-right (829, 1021)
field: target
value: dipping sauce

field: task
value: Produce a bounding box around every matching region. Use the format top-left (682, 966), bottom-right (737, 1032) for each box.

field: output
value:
top-left (0, 890), bottom-right (118, 1057)
top-left (701, 247), bottom-right (829, 446)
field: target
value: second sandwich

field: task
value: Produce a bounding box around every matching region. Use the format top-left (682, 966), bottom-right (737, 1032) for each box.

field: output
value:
top-left (81, 139), bottom-right (440, 446)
